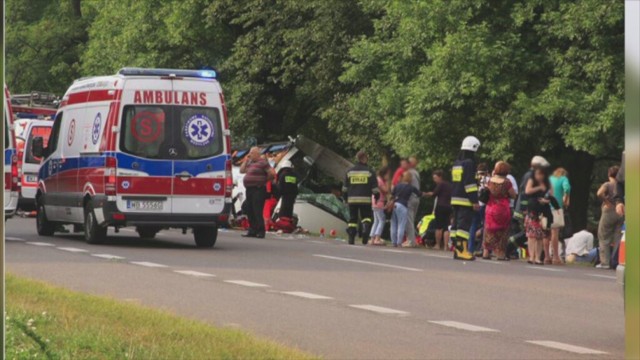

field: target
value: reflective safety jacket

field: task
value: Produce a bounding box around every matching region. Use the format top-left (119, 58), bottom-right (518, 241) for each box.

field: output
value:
top-left (277, 168), bottom-right (299, 196)
top-left (450, 158), bottom-right (478, 207)
top-left (343, 162), bottom-right (379, 205)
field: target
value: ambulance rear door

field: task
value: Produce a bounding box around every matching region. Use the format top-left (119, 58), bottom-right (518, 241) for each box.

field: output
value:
top-left (169, 79), bottom-right (226, 215)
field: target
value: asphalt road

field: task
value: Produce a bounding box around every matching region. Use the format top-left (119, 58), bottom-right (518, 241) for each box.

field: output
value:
top-left (6, 217), bottom-right (624, 359)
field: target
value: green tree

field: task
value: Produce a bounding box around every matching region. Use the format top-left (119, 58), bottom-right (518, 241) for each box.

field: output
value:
top-left (207, 0), bottom-right (372, 147)
top-left (6, 0), bottom-right (93, 95)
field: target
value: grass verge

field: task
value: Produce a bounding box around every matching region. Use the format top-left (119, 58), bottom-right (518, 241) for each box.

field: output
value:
top-left (5, 273), bottom-right (315, 359)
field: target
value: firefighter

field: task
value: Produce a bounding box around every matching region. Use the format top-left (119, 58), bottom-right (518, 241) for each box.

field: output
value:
top-left (450, 136), bottom-right (481, 260)
top-left (343, 151), bottom-right (380, 245)
top-left (277, 160), bottom-right (299, 219)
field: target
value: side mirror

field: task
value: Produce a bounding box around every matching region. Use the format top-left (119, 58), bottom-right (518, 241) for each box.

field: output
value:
top-left (31, 137), bottom-right (45, 159)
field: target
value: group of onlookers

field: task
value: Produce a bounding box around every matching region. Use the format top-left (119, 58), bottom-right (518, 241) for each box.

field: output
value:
top-left (361, 153), bottom-right (624, 268)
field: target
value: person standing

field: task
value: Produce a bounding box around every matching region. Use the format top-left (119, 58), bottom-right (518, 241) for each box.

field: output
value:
top-left (596, 165), bottom-right (624, 269)
top-left (390, 172), bottom-right (425, 247)
top-left (514, 155), bottom-right (550, 221)
top-left (392, 159), bottom-right (409, 187)
top-left (370, 166), bottom-right (390, 245)
top-left (469, 163), bottom-right (489, 255)
top-left (426, 170), bottom-right (452, 250)
top-left (483, 161), bottom-right (517, 260)
top-left (276, 160), bottom-right (299, 219)
top-left (450, 136), bottom-right (481, 260)
top-left (548, 167), bottom-right (571, 264)
top-left (524, 167), bottom-right (552, 265)
top-left (404, 156), bottom-right (421, 247)
top-left (343, 151), bottom-right (380, 245)
top-left (240, 147), bottom-right (276, 238)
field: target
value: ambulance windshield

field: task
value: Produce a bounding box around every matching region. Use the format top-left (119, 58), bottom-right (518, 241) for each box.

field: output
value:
top-left (120, 105), bottom-right (223, 160)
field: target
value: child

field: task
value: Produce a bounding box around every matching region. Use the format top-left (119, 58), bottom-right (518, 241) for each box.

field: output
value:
top-left (389, 172), bottom-right (426, 247)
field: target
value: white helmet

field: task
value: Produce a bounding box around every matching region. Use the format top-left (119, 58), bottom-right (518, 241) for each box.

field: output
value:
top-left (461, 136), bottom-right (481, 152)
top-left (279, 160), bottom-right (293, 169)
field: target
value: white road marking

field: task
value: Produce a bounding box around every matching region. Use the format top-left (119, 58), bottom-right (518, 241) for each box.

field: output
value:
top-left (526, 266), bottom-right (565, 272)
top-left (423, 253), bottom-right (451, 259)
top-left (587, 274), bottom-right (617, 280)
top-left (477, 259), bottom-right (505, 265)
top-left (281, 291), bottom-right (333, 300)
top-left (429, 321), bottom-right (499, 332)
top-left (224, 280), bottom-right (270, 288)
top-left (6, 237), bottom-right (25, 241)
top-left (526, 341), bottom-right (607, 355)
top-left (26, 242), bottom-right (55, 247)
top-left (349, 304), bottom-right (409, 316)
top-left (174, 270), bottom-right (216, 278)
top-left (91, 254), bottom-right (125, 260)
top-left (313, 254), bottom-right (423, 272)
top-left (383, 249), bottom-right (410, 254)
top-left (130, 261), bottom-right (168, 268)
top-left (57, 247), bottom-right (88, 253)
top-left (308, 240), bottom-right (325, 244)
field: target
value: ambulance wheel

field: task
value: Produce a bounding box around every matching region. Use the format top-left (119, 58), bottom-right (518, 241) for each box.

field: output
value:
top-left (136, 227), bottom-right (159, 239)
top-left (193, 226), bottom-right (218, 248)
top-left (36, 203), bottom-right (56, 236)
top-left (84, 203), bottom-right (107, 244)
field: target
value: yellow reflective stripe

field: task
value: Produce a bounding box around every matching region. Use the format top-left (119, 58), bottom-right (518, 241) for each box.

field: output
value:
top-left (348, 223), bottom-right (358, 228)
top-left (348, 196), bottom-right (371, 202)
top-left (456, 230), bottom-right (470, 239)
top-left (465, 184), bottom-right (478, 193)
top-left (514, 212), bottom-right (524, 219)
top-left (451, 197), bottom-right (473, 206)
top-left (362, 218), bottom-right (372, 223)
top-left (348, 171), bottom-right (372, 176)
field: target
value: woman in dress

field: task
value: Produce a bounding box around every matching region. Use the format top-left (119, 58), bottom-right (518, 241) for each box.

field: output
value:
top-left (483, 161), bottom-right (517, 260)
top-left (525, 167), bottom-right (553, 265)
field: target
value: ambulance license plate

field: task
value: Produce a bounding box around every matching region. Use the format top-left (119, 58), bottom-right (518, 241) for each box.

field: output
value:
top-left (26, 175), bottom-right (38, 183)
top-left (127, 200), bottom-right (163, 211)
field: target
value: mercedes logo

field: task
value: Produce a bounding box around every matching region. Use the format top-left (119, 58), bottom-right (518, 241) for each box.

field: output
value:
top-left (168, 148), bottom-right (178, 157)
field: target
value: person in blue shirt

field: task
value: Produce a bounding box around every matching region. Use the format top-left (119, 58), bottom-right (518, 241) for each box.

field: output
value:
top-left (548, 167), bottom-right (571, 264)
top-left (389, 172), bottom-right (427, 247)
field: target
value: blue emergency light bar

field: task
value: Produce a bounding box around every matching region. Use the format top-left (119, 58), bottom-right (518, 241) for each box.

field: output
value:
top-left (118, 68), bottom-right (217, 79)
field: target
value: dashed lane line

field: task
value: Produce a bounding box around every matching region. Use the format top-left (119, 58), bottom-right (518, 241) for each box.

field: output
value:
top-left (526, 341), bottom-right (607, 355)
top-left (224, 280), bottom-right (270, 288)
top-left (423, 253), bottom-right (451, 259)
top-left (57, 247), bottom-right (88, 253)
top-left (587, 274), bottom-right (617, 280)
top-left (526, 266), bottom-right (565, 272)
top-left (130, 261), bottom-right (168, 268)
top-left (382, 249), bottom-right (410, 254)
top-left (26, 242), bottom-right (55, 247)
top-left (349, 304), bottom-right (409, 316)
top-left (281, 291), bottom-right (333, 300)
top-left (6, 237), bottom-right (25, 241)
top-left (428, 321), bottom-right (500, 332)
top-left (91, 254), bottom-right (126, 260)
top-left (174, 270), bottom-right (216, 278)
top-left (313, 254), bottom-right (423, 272)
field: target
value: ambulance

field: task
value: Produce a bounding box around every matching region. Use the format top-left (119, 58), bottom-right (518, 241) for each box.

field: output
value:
top-left (14, 119), bottom-right (53, 210)
top-left (4, 85), bottom-right (20, 219)
top-left (31, 68), bottom-right (232, 247)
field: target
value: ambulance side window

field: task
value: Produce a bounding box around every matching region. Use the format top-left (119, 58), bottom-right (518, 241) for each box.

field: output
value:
top-left (47, 112), bottom-right (63, 157)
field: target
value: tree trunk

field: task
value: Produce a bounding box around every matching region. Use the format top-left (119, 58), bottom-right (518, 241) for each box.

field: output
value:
top-left (563, 150), bottom-right (595, 232)
top-left (71, 0), bottom-right (82, 18)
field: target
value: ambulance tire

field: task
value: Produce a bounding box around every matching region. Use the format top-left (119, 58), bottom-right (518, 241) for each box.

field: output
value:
top-left (136, 227), bottom-right (159, 240)
top-left (193, 226), bottom-right (218, 248)
top-left (36, 203), bottom-right (56, 236)
top-left (84, 203), bottom-right (107, 244)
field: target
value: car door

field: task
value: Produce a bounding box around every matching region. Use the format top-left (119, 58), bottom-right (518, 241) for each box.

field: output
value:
top-left (39, 112), bottom-right (63, 220)
top-left (170, 80), bottom-right (226, 215)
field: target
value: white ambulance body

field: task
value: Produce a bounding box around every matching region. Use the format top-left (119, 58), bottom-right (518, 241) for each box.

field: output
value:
top-left (4, 85), bottom-right (20, 219)
top-left (14, 119), bottom-right (53, 210)
top-left (33, 68), bottom-right (232, 247)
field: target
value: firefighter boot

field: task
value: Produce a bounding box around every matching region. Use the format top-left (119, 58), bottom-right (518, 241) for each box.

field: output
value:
top-left (361, 219), bottom-right (372, 245)
top-left (453, 239), bottom-right (475, 261)
top-left (347, 225), bottom-right (358, 245)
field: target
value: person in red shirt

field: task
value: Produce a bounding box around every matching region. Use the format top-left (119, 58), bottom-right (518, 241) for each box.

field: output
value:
top-left (392, 159), bottom-right (409, 187)
top-left (240, 147), bottom-right (276, 238)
